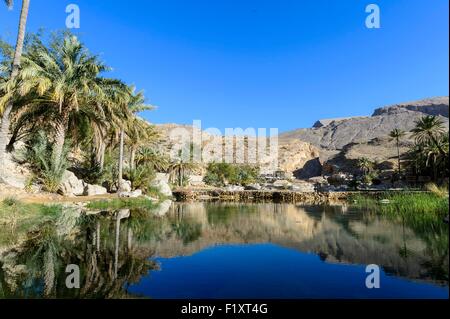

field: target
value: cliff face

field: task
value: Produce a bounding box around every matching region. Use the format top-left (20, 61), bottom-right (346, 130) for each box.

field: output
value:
top-left (154, 124), bottom-right (321, 177)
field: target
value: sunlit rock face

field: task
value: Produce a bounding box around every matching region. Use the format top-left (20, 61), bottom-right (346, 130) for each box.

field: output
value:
top-left (154, 123), bottom-right (321, 177)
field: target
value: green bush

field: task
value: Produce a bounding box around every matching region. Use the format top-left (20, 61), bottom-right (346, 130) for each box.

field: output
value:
top-left (124, 164), bottom-right (156, 193)
top-left (22, 131), bottom-right (69, 193)
top-left (203, 163), bottom-right (260, 186)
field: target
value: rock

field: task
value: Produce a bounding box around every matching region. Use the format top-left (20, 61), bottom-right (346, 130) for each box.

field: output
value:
top-left (279, 97), bottom-right (449, 151)
top-left (119, 189), bottom-right (143, 198)
top-left (59, 170), bottom-right (85, 197)
top-left (290, 182), bottom-right (315, 192)
top-left (327, 173), bottom-right (350, 186)
top-left (0, 153), bottom-right (31, 189)
top-left (225, 185), bottom-right (245, 191)
top-left (308, 176), bottom-right (328, 184)
top-left (84, 184), bottom-right (107, 196)
top-left (245, 183), bottom-right (262, 190)
top-left (272, 180), bottom-right (292, 189)
top-left (150, 173), bottom-right (172, 197)
top-left (119, 180), bottom-right (132, 193)
top-left (188, 174), bottom-right (205, 186)
top-left (294, 157), bottom-right (322, 179)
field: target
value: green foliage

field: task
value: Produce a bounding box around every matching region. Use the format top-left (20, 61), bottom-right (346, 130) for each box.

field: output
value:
top-left (0, 199), bottom-right (63, 246)
top-left (406, 115), bottom-right (449, 180)
top-left (22, 131), bottom-right (69, 193)
top-left (203, 163), bottom-right (260, 186)
top-left (124, 164), bottom-right (156, 192)
top-left (351, 191), bottom-right (448, 235)
top-left (136, 147), bottom-right (170, 172)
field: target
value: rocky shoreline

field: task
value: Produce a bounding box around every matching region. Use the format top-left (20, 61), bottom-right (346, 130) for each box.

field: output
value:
top-left (172, 188), bottom-right (410, 203)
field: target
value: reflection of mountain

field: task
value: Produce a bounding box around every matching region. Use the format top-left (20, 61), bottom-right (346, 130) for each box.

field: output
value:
top-left (145, 203), bottom-right (447, 284)
top-left (0, 202), bottom-right (447, 298)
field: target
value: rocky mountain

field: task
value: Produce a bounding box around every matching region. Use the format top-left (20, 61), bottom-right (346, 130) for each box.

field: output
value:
top-left (153, 97), bottom-right (449, 180)
top-left (280, 97), bottom-right (449, 151)
top-left (278, 97), bottom-right (449, 177)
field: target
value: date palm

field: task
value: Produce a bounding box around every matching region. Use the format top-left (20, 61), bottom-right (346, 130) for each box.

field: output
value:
top-left (357, 157), bottom-right (373, 177)
top-left (124, 89), bottom-right (154, 169)
top-left (15, 34), bottom-right (111, 165)
top-left (412, 115), bottom-right (447, 157)
top-left (0, 0), bottom-right (30, 169)
top-left (389, 128), bottom-right (405, 174)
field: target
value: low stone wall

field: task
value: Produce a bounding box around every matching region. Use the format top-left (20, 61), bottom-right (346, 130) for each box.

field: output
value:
top-left (173, 189), bottom-right (351, 204)
top-left (172, 189), bottom-right (424, 204)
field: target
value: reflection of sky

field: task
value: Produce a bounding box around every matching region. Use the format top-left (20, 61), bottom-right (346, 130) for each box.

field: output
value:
top-left (127, 243), bottom-right (449, 299)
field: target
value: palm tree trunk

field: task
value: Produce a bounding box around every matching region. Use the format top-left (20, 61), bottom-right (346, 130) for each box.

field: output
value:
top-left (130, 147), bottom-right (136, 170)
top-left (118, 128), bottom-right (124, 191)
top-left (52, 112), bottom-right (69, 165)
top-left (0, 0), bottom-right (30, 163)
top-left (99, 142), bottom-right (106, 171)
top-left (396, 138), bottom-right (401, 174)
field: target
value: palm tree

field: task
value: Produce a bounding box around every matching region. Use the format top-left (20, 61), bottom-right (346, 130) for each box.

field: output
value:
top-left (116, 88), bottom-right (152, 189)
top-left (14, 34), bottom-right (111, 165)
top-left (389, 128), bottom-right (405, 174)
top-left (357, 157), bottom-right (374, 177)
top-left (412, 115), bottom-right (447, 157)
top-left (136, 147), bottom-right (170, 172)
top-left (0, 0), bottom-right (30, 167)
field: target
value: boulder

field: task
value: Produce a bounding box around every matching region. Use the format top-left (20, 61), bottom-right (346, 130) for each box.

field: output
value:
top-left (0, 153), bottom-right (31, 189)
top-left (188, 174), bottom-right (205, 186)
top-left (119, 189), bottom-right (143, 198)
top-left (84, 184), bottom-right (108, 196)
top-left (245, 183), bottom-right (262, 190)
top-left (60, 171), bottom-right (85, 197)
top-left (272, 180), bottom-right (292, 189)
top-left (151, 173), bottom-right (172, 197)
top-left (225, 185), bottom-right (245, 191)
top-left (327, 173), bottom-right (350, 186)
top-left (119, 180), bottom-right (132, 193)
top-left (290, 182), bottom-right (315, 192)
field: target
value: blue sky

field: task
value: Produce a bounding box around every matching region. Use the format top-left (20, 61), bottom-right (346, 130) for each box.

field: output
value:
top-left (1, 0), bottom-right (448, 132)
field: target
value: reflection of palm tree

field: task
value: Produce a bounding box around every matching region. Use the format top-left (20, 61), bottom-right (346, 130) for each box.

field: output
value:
top-left (398, 216), bottom-right (409, 259)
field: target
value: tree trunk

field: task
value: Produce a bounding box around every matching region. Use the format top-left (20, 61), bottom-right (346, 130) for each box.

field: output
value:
top-left (52, 112), bottom-right (69, 166)
top-left (0, 0), bottom-right (30, 163)
top-left (118, 128), bottom-right (124, 191)
top-left (114, 216), bottom-right (120, 279)
top-left (130, 147), bottom-right (136, 170)
top-left (96, 140), bottom-right (106, 171)
top-left (396, 138), bottom-right (401, 174)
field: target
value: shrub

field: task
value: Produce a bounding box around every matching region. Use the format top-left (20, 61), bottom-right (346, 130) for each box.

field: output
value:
top-left (203, 163), bottom-right (260, 186)
top-left (124, 164), bottom-right (156, 193)
top-left (22, 131), bottom-right (69, 193)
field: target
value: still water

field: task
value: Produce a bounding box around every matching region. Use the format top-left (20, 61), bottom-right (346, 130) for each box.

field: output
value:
top-left (0, 202), bottom-right (448, 299)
